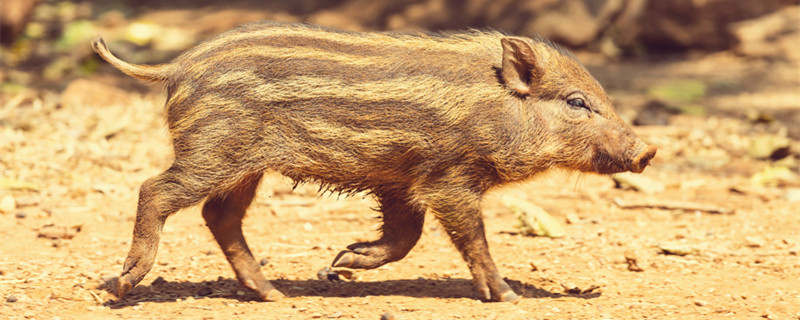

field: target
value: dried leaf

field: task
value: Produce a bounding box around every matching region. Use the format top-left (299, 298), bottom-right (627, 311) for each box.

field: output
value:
top-left (614, 198), bottom-right (733, 214)
top-left (561, 283), bottom-right (600, 294)
top-left (613, 172), bottom-right (666, 195)
top-left (659, 243), bottom-right (700, 256)
top-left (624, 250), bottom-right (645, 272)
top-left (503, 195), bottom-right (566, 238)
top-left (745, 236), bottom-right (765, 248)
top-left (37, 224), bottom-right (83, 240)
top-left (1, 178), bottom-right (39, 191)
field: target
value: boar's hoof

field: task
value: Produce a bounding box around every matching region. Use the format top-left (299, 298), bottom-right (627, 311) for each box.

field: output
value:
top-left (332, 244), bottom-right (392, 269)
top-left (477, 280), bottom-right (520, 302)
top-left (331, 250), bottom-right (360, 269)
top-left (499, 290), bottom-right (520, 303)
top-left (242, 279), bottom-right (285, 301)
top-left (117, 277), bottom-right (134, 298)
top-left (260, 288), bottom-right (285, 302)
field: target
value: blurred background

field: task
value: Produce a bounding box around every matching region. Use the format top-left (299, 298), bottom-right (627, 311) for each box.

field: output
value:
top-left (1, 0), bottom-right (798, 88)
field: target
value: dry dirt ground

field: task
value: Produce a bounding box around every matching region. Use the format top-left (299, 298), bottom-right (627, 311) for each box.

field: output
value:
top-left (2, 31), bottom-right (800, 320)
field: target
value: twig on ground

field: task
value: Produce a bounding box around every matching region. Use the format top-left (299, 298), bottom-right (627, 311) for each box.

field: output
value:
top-left (613, 198), bottom-right (734, 214)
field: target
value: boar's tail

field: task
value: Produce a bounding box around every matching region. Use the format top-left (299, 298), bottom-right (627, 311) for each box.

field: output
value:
top-left (91, 36), bottom-right (170, 82)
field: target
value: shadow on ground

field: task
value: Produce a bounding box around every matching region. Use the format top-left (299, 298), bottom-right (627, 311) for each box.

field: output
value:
top-left (99, 276), bottom-right (601, 308)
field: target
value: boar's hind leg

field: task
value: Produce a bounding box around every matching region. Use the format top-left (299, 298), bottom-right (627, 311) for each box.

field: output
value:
top-left (332, 189), bottom-right (424, 269)
top-left (118, 164), bottom-right (213, 298)
top-left (201, 173), bottom-right (285, 301)
top-left (426, 187), bottom-right (519, 303)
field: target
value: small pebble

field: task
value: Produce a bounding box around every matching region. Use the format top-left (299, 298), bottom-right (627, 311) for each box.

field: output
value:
top-left (7, 295), bottom-right (18, 303)
top-left (745, 236), bottom-right (765, 248)
top-left (381, 312), bottom-right (396, 320)
top-left (317, 267), bottom-right (340, 281)
top-left (318, 267), bottom-right (330, 280)
top-left (565, 213), bottom-right (581, 224)
top-left (694, 300), bottom-right (707, 306)
top-left (15, 212), bottom-right (26, 219)
top-left (260, 258), bottom-right (269, 266)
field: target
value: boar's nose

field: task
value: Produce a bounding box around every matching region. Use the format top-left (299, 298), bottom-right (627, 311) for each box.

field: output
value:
top-left (630, 144), bottom-right (657, 173)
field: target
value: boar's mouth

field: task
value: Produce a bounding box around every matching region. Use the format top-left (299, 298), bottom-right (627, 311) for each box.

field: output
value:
top-left (591, 150), bottom-right (628, 174)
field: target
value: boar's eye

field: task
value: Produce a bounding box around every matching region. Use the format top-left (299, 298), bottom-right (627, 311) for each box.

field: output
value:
top-left (567, 98), bottom-right (587, 109)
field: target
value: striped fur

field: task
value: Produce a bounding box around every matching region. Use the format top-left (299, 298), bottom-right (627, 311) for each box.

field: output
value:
top-left (157, 23), bottom-right (586, 191)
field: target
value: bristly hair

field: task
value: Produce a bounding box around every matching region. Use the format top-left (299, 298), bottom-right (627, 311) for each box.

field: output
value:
top-left (228, 20), bottom-right (578, 60)
top-left (527, 33), bottom-right (580, 62)
top-left (289, 176), bottom-right (377, 200)
top-left (426, 25), bottom-right (580, 63)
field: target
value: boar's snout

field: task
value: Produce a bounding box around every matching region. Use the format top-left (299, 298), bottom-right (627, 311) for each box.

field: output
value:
top-left (630, 144), bottom-right (657, 173)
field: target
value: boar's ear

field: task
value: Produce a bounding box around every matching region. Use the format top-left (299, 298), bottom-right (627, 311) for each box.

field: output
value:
top-left (500, 37), bottom-right (540, 95)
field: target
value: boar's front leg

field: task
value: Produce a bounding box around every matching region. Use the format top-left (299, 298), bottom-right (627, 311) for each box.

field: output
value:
top-left (332, 188), bottom-right (424, 269)
top-left (201, 174), bottom-right (285, 301)
top-left (421, 181), bottom-right (519, 303)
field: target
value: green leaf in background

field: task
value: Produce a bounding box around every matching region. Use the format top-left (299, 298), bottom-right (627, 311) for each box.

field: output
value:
top-left (55, 19), bottom-right (95, 52)
top-left (751, 165), bottom-right (799, 187)
top-left (647, 80), bottom-right (707, 103)
top-left (676, 103), bottom-right (707, 116)
top-left (748, 128), bottom-right (791, 160)
top-left (80, 57), bottom-right (100, 75)
top-left (24, 22), bottom-right (46, 39)
top-left (1, 178), bottom-right (39, 191)
top-left (646, 80), bottom-right (708, 116)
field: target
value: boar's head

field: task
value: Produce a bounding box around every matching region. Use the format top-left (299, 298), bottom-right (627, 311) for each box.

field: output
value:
top-left (500, 36), bottom-right (656, 175)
